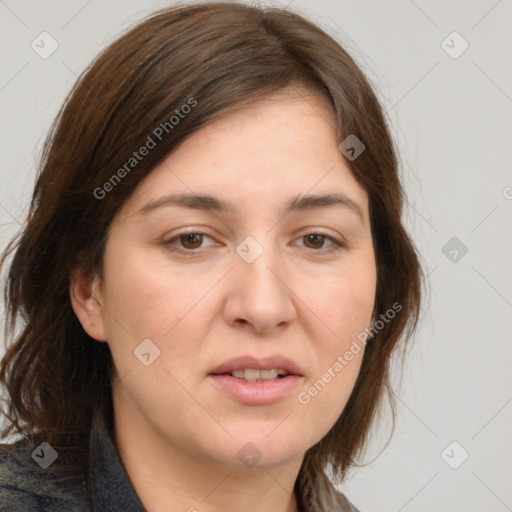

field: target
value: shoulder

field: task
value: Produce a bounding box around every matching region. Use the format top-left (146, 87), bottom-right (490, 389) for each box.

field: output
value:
top-left (311, 472), bottom-right (362, 512)
top-left (0, 439), bottom-right (90, 511)
top-left (332, 489), bottom-right (362, 512)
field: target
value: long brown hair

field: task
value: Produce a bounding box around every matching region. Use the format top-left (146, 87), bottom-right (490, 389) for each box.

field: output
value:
top-left (0, 1), bottom-right (422, 508)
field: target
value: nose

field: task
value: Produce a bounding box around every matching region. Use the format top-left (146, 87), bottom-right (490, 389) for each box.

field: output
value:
top-left (223, 238), bottom-right (297, 335)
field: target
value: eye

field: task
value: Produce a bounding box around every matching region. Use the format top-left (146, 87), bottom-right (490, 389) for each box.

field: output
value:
top-left (164, 232), bottom-right (216, 252)
top-left (295, 233), bottom-right (344, 254)
top-left (163, 231), bottom-right (345, 255)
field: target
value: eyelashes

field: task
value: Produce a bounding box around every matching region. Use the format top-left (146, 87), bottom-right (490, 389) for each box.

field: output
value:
top-left (162, 231), bottom-right (345, 256)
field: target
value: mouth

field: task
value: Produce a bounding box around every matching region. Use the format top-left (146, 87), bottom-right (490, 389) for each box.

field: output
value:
top-left (220, 368), bottom-right (291, 381)
top-left (209, 354), bottom-right (304, 379)
top-left (208, 355), bottom-right (304, 405)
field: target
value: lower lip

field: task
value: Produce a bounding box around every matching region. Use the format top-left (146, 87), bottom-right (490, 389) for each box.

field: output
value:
top-left (208, 374), bottom-right (303, 405)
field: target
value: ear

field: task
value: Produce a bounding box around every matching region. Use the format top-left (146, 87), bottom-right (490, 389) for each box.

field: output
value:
top-left (69, 268), bottom-right (107, 342)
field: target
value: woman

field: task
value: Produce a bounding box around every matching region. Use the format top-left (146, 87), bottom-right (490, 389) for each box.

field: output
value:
top-left (0, 2), bottom-right (421, 511)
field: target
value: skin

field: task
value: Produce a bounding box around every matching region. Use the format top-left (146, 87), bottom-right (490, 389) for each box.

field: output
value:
top-left (70, 86), bottom-right (377, 512)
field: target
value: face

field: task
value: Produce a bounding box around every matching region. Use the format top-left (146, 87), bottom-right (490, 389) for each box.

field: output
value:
top-left (74, 88), bottom-right (377, 470)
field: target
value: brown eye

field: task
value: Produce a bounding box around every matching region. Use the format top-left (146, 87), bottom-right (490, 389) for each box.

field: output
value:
top-left (163, 232), bottom-right (217, 254)
top-left (303, 234), bottom-right (326, 249)
top-left (295, 233), bottom-right (344, 254)
top-left (179, 233), bottom-right (203, 249)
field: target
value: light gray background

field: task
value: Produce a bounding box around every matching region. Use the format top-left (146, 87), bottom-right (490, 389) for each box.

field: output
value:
top-left (1, 1), bottom-right (511, 511)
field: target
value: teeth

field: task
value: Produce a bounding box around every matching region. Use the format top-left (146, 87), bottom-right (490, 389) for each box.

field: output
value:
top-left (231, 369), bottom-right (289, 381)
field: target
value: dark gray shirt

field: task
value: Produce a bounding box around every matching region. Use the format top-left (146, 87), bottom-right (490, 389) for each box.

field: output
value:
top-left (0, 406), bottom-right (145, 511)
top-left (0, 408), bottom-right (360, 511)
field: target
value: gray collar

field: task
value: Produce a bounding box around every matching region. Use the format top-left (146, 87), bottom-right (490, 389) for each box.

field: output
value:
top-left (87, 407), bottom-right (146, 512)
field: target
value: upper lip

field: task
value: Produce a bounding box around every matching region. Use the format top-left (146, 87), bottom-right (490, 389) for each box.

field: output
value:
top-left (209, 355), bottom-right (304, 376)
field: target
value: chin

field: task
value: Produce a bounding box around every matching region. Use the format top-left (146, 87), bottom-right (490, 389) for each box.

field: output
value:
top-left (203, 426), bottom-right (307, 470)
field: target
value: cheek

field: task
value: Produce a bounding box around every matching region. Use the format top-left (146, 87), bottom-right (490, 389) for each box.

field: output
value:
top-left (100, 246), bottom-right (222, 385)
top-left (296, 334), bottom-right (365, 446)
top-left (298, 322), bottom-right (366, 439)
top-left (295, 261), bottom-right (375, 424)
top-left (102, 248), bottom-right (205, 340)
top-left (301, 263), bottom-right (376, 345)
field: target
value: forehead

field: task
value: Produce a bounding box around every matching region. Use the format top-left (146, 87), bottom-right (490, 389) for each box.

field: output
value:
top-left (185, 87), bottom-right (338, 161)
top-left (121, 89), bottom-right (369, 220)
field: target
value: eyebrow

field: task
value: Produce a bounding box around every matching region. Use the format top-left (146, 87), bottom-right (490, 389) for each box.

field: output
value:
top-left (136, 192), bottom-right (364, 222)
